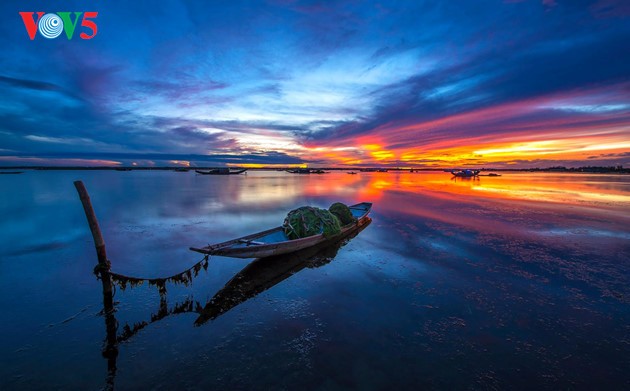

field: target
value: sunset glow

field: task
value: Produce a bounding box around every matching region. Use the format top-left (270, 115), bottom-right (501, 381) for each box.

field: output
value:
top-left (2, 2), bottom-right (629, 388)
top-left (0, 1), bottom-right (628, 168)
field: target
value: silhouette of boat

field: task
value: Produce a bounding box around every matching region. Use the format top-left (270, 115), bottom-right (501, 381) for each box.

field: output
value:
top-left (195, 168), bottom-right (247, 175)
top-left (451, 169), bottom-right (480, 177)
top-left (286, 168), bottom-right (327, 174)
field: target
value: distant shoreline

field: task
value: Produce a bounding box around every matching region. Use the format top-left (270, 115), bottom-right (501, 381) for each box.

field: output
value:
top-left (0, 166), bottom-right (627, 174)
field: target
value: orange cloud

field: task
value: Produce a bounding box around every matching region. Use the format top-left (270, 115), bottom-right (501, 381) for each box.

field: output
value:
top-left (298, 85), bottom-right (630, 167)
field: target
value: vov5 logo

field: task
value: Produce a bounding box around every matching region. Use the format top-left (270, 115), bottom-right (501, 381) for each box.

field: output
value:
top-left (19, 12), bottom-right (98, 40)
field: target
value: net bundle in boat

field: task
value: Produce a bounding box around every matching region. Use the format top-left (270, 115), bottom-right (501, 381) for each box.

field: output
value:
top-left (329, 202), bottom-right (356, 225)
top-left (283, 206), bottom-right (341, 239)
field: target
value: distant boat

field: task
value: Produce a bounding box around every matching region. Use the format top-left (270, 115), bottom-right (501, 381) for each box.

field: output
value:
top-left (286, 168), bottom-right (310, 174)
top-left (451, 169), bottom-right (480, 177)
top-left (190, 202), bottom-right (372, 259)
top-left (114, 167), bottom-right (132, 171)
top-left (348, 171), bottom-right (357, 175)
top-left (286, 168), bottom-right (327, 174)
top-left (487, 173), bottom-right (501, 177)
top-left (0, 171), bottom-right (24, 174)
top-left (174, 167), bottom-right (189, 172)
top-left (195, 168), bottom-right (247, 175)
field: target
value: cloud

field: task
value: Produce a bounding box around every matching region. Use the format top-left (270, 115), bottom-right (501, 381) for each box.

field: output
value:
top-left (24, 135), bottom-right (112, 148)
top-left (133, 79), bottom-right (229, 101)
top-left (0, 75), bottom-right (84, 102)
top-left (0, 0), bottom-right (628, 167)
top-left (0, 151), bottom-right (305, 166)
top-left (0, 75), bottom-right (64, 92)
top-left (590, 0), bottom-right (630, 18)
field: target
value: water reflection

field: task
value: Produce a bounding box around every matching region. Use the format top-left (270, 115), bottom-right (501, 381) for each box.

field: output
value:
top-left (351, 171), bottom-right (630, 207)
top-left (97, 218), bottom-right (371, 390)
top-left (195, 219), bottom-right (371, 325)
top-left (1, 170), bottom-right (629, 389)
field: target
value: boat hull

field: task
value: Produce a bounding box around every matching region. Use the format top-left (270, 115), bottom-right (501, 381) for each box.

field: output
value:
top-left (195, 169), bottom-right (247, 175)
top-left (190, 202), bottom-right (372, 258)
top-left (194, 218), bottom-right (372, 325)
top-left (451, 169), bottom-right (480, 177)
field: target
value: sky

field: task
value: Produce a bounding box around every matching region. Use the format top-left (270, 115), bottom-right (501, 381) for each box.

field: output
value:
top-left (0, 0), bottom-right (629, 168)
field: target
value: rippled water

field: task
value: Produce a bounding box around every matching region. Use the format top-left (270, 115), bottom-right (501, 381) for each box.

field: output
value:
top-left (0, 170), bottom-right (628, 390)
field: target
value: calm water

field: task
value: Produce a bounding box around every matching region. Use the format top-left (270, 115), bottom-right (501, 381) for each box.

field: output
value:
top-left (0, 170), bottom-right (628, 390)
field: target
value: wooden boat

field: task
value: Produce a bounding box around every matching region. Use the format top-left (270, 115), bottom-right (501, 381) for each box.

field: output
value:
top-left (451, 169), bottom-right (480, 177)
top-left (286, 168), bottom-right (326, 174)
top-left (195, 168), bottom-right (247, 175)
top-left (190, 202), bottom-right (372, 258)
top-left (286, 168), bottom-right (309, 174)
top-left (195, 218), bottom-right (371, 325)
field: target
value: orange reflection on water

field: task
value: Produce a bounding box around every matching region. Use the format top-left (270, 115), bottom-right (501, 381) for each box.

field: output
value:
top-left (444, 173), bottom-right (630, 206)
top-left (233, 171), bottom-right (368, 205)
top-left (330, 171), bottom-right (630, 210)
top-left (469, 177), bottom-right (630, 205)
top-left (218, 171), bottom-right (630, 218)
top-left (356, 177), bottom-right (394, 201)
top-left (227, 163), bottom-right (307, 169)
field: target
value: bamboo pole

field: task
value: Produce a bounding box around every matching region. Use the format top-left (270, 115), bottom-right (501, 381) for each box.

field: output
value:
top-left (74, 181), bottom-right (113, 304)
top-left (74, 181), bottom-right (118, 389)
top-left (74, 180), bottom-right (108, 266)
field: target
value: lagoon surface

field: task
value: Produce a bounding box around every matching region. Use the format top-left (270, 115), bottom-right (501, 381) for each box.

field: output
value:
top-left (1, 170), bottom-right (629, 390)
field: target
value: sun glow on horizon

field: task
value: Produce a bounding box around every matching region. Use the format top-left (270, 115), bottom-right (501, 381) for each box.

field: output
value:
top-left (292, 86), bottom-right (630, 168)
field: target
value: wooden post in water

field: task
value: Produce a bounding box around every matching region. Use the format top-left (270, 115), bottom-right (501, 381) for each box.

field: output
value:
top-left (74, 180), bottom-right (109, 266)
top-left (74, 181), bottom-right (114, 302)
top-left (74, 180), bottom-right (118, 389)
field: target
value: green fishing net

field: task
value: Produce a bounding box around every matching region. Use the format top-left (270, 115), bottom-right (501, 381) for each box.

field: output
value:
top-left (283, 206), bottom-right (341, 239)
top-left (329, 202), bottom-right (356, 225)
